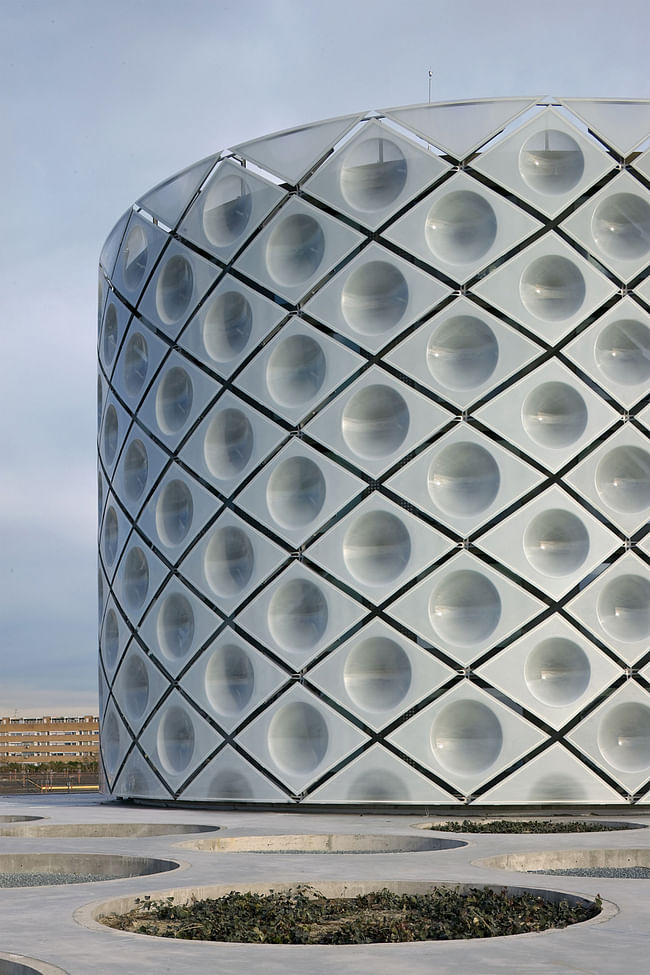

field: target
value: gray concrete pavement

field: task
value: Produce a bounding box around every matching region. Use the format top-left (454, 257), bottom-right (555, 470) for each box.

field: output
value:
top-left (0, 793), bottom-right (648, 974)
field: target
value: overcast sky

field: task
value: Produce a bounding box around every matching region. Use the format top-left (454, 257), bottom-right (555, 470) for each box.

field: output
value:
top-left (1, 0), bottom-right (648, 717)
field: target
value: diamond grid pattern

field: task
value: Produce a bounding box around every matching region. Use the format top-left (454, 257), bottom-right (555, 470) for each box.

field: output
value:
top-left (100, 98), bottom-right (650, 806)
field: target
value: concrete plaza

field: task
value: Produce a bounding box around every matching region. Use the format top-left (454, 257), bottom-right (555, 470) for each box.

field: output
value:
top-left (1, 792), bottom-right (648, 974)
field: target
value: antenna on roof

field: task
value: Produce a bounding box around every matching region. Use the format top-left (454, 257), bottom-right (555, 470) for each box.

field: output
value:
top-left (428, 69), bottom-right (433, 104)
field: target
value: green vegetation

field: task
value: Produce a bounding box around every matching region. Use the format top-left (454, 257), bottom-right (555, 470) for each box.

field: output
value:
top-left (430, 819), bottom-right (627, 834)
top-left (102, 886), bottom-right (600, 944)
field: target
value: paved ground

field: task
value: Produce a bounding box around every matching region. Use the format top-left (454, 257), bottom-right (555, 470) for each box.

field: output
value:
top-left (0, 793), bottom-right (648, 974)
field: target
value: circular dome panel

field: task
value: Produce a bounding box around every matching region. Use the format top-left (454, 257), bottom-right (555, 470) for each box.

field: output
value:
top-left (203, 291), bottom-right (252, 362)
top-left (341, 262), bottom-right (409, 335)
top-left (122, 225), bottom-right (148, 290)
top-left (123, 548), bottom-right (149, 612)
top-left (522, 382), bottom-right (588, 448)
top-left (155, 479), bottom-right (194, 547)
top-left (102, 711), bottom-right (121, 774)
top-left (266, 456), bottom-right (326, 529)
top-left (426, 191), bottom-right (497, 263)
top-left (157, 706), bottom-right (195, 775)
top-left (157, 593), bottom-right (195, 661)
top-left (204, 408), bottom-right (254, 479)
top-left (342, 385), bottom-right (409, 459)
top-left (265, 214), bottom-right (325, 286)
top-left (155, 367), bottom-right (193, 434)
top-left (598, 703), bottom-right (650, 772)
top-left (428, 442), bottom-right (500, 516)
top-left (596, 445), bottom-right (650, 513)
top-left (432, 700), bottom-right (503, 774)
top-left (155, 255), bottom-right (194, 325)
top-left (268, 702), bottom-right (328, 774)
top-left (102, 610), bottom-right (119, 669)
top-left (595, 319), bottom-right (650, 386)
top-left (340, 137), bottom-right (407, 210)
top-left (123, 332), bottom-right (149, 396)
top-left (524, 638), bottom-right (590, 706)
top-left (202, 173), bottom-right (252, 247)
top-left (122, 654), bottom-right (149, 721)
top-left (123, 440), bottom-right (148, 501)
top-left (344, 637), bottom-right (411, 710)
top-left (268, 579), bottom-right (328, 653)
top-left (102, 405), bottom-right (118, 464)
top-left (429, 571), bottom-right (501, 646)
top-left (597, 575), bottom-right (650, 642)
top-left (266, 334), bottom-right (326, 407)
top-left (103, 304), bottom-right (118, 363)
top-left (103, 506), bottom-right (118, 565)
top-left (204, 526), bottom-right (254, 598)
top-left (205, 644), bottom-right (255, 715)
top-left (520, 256), bottom-right (585, 321)
top-left (342, 510), bottom-right (411, 585)
top-left (427, 316), bottom-right (498, 389)
top-left (592, 193), bottom-right (650, 261)
top-left (523, 509), bottom-right (590, 577)
top-left (519, 129), bottom-right (584, 194)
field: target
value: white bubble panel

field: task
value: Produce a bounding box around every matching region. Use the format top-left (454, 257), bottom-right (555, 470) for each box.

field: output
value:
top-left (236, 196), bottom-right (365, 304)
top-left (479, 743), bottom-right (622, 804)
top-left (564, 425), bottom-right (650, 536)
top-left (307, 495), bottom-right (455, 602)
top-left (568, 682), bottom-right (650, 792)
top-left (309, 744), bottom-right (454, 804)
top-left (388, 551), bottom-right (546, 664)
top-left (475, 360), bottom-right (620, 473)
top-left (235, 684), bottom-right (367, 794)
top-left (178, 510), bottom-right (287, 617)
top-left (180, 747), bottom-right (288, 802)
top-left (385, 172), bottom-right (542, 284)
top-left (472, 235), bottom-right (618, 343)
top-left (306, 369), bottom-right (451, 477)
top-left (470, 108), bottom-right (615, 218)
top-left (305, 242), bottom-right (452, 353)
top-left (234, 317), bottom-right (365, 423)
top-left (182, 630), bottom-right (289, 733)
top-left (564, 554), bottom-right (650, 664)
top-left (476, 485), bottom-right (621, 599)
top-left (137, 577), bottom-right (223, 678)
top-left (236, 562), bottom-right (367, 666)
top-left (178, 157), bottom-right (286, 262)
top-left (387, 424), bottom-right (544, 535)
top-left (385, 296), bottom-right (542, 409)
top-left (305, 118), bottom-right (450, 230)
top-left (237, 440), bottom-right (365, 547)
top-left (478, 616), bottom-right (621, 729)
top-left (561, 173), bottom-right (650, 281)
top-left (307, 618), bottom-right (455, 731)
top-left (388, 681), bottom-right (545, 795)
top-left (138, 690), bottom-right (222, 793)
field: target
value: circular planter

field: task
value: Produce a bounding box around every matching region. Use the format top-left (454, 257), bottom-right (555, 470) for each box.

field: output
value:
top-left (0, 954), bottom-right (68, 975)
top-left (81, 880), bottom-right (609, 943)
top-left (179, 832), bottom-right (465, 853)
top-left (0, 853), bottom-right (179, 887)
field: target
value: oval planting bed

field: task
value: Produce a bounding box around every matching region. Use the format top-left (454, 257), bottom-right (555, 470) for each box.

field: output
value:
top-left (180, 833), bottom-right (464, 854)
top-left (415, 819), bottom-right (646, 834)
top-left (0, 823), bottom-right (217, 839)
top-left (0, 953), bottom-right (68, 975)
top-left (0, 853), bottom-right (179, 887)
top-left (477, 847), bottom-right (650, 879)
top-left (86, 880), bottom-right (607, 944)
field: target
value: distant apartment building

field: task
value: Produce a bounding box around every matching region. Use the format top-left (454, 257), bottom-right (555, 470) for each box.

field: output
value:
top-left (0, 715), bottom-right (99, 764)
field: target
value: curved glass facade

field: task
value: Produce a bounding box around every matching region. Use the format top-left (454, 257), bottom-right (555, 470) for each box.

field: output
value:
top-left (98, 98), bottom-right (650, 806)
